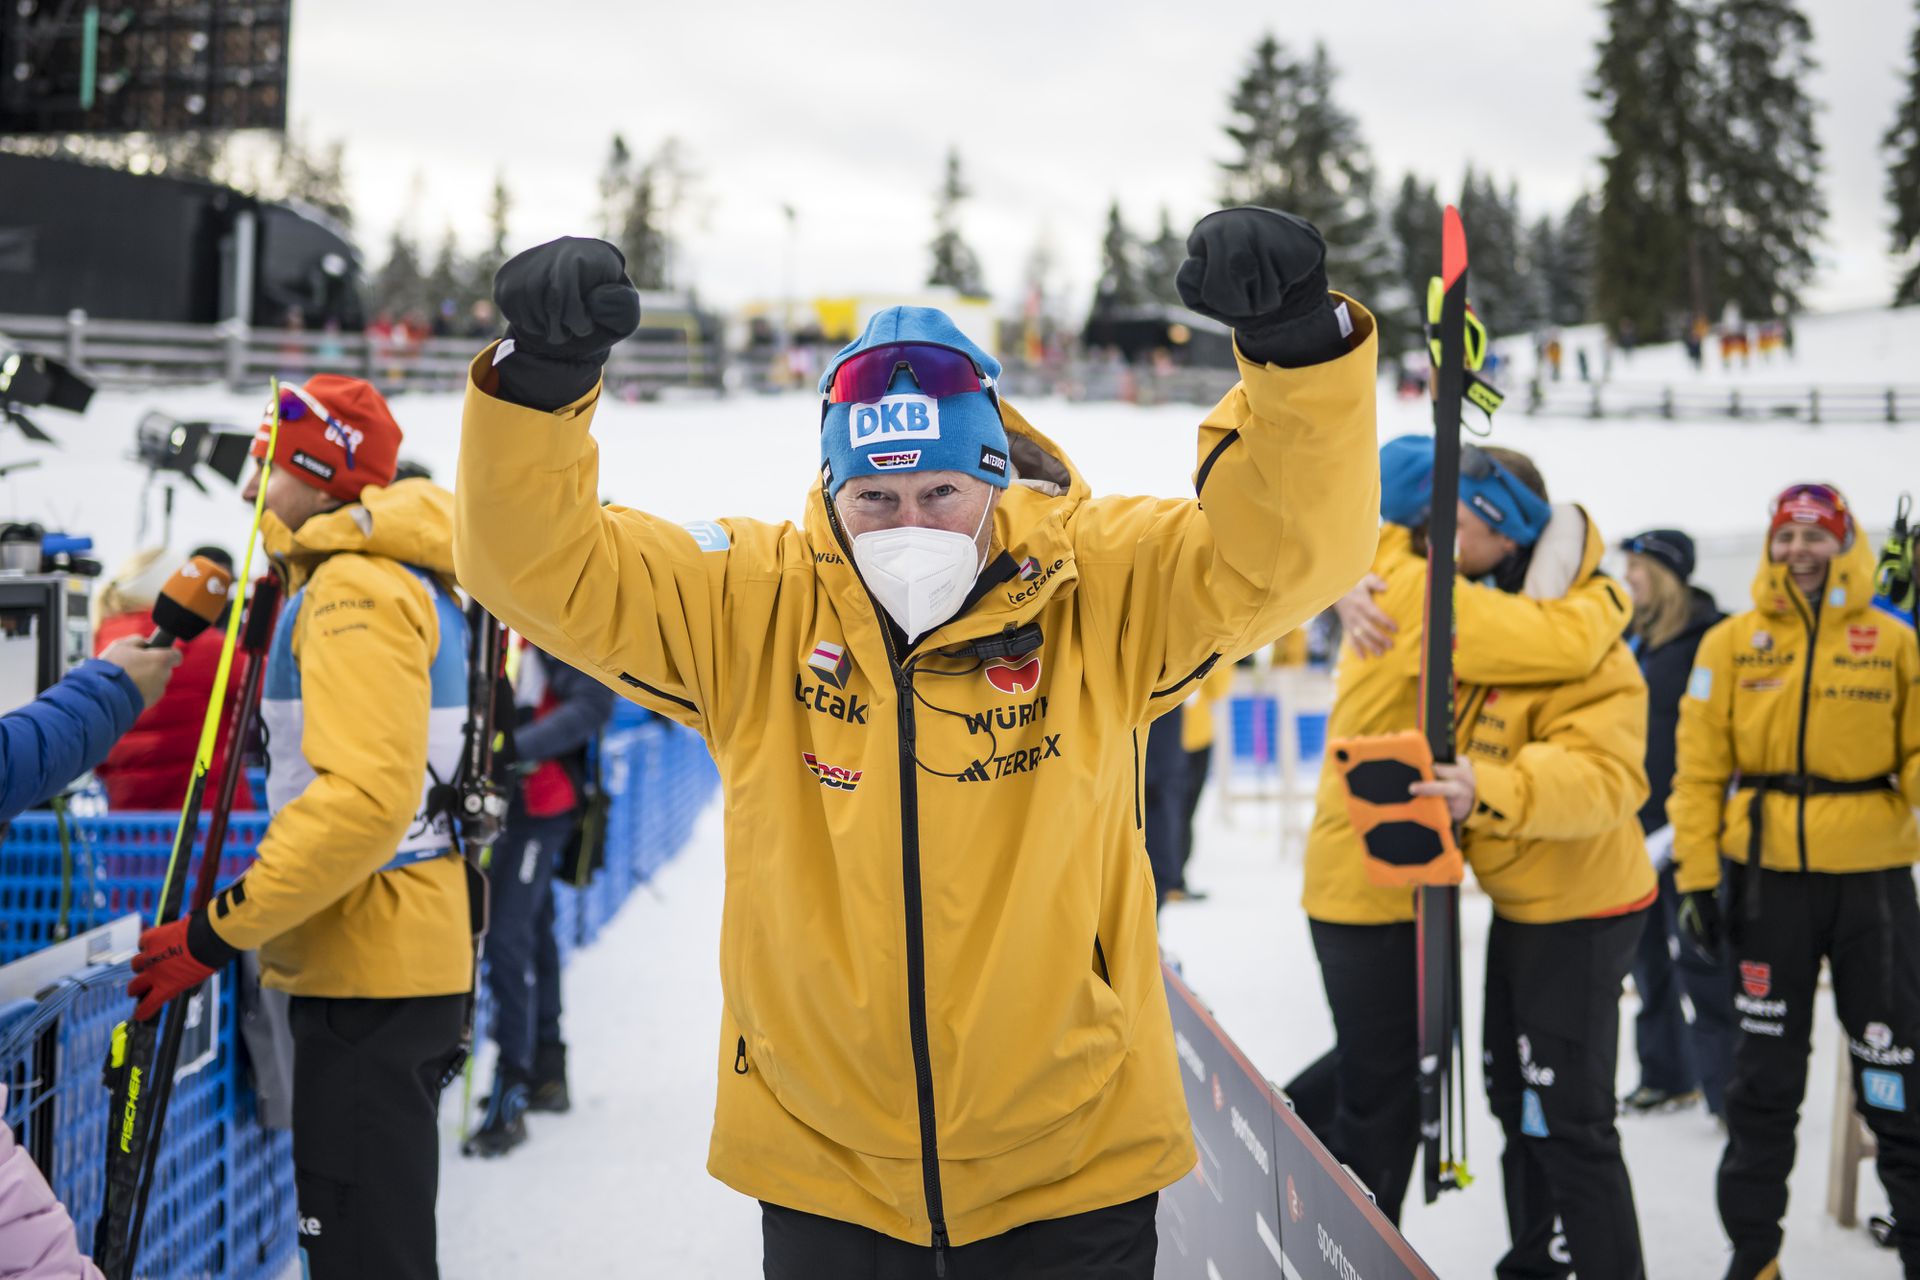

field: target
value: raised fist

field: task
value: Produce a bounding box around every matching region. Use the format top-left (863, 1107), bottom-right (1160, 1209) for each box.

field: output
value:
top-left (494, 237), bottom-right (642, 361)
top-left (489, 238), bottom-right (642, 410)
top-left (1176, 208), bottom-right (1327, 329)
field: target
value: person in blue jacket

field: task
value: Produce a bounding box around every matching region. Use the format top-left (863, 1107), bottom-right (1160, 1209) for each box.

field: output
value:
top-left (465, 642), bottom-right (616, 1157)
top-left (0, 636), bottom-right (181, 823)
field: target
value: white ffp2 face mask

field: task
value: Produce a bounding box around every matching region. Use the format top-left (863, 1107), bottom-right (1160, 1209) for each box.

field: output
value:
top-left (850, 502), bottom-right (991, 641)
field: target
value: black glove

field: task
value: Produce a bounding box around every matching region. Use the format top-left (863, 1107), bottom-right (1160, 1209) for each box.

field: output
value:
top-left (491, 237), bottom-right (643, 410)
top-left (1676, 888), bottom-right (1723, 960)
top-left (1176, 207), bottom-right (1346, 368)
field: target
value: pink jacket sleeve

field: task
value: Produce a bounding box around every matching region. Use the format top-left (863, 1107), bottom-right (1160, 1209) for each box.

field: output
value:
top-left (0, 1086), bottom-right (105, 1280)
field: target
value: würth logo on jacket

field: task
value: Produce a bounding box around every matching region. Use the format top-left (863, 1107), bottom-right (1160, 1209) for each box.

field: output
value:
top-left (808, 640), bottom-right (852, 688)
top-left (1848, 624), bottom-right (1879, 656)
top-left (985, 657), bottom-right (1041, 695)
top-left (801, 752), bottom-right (862, 791)
top-left (1740, 961), bottom-right (1771, 998)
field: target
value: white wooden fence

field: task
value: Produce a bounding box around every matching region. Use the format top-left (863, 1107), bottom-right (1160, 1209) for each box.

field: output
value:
top-left (0, 311), bottom-right (723, 395)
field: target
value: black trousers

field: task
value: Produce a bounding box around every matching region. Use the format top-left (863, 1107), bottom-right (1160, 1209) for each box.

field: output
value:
top-left (1177, 745), bottom-right (1210, 882)
top-left (484, 808), bottom-right (572, 1074)
top-left (290, 993), bottom-right (468, 1280)
top-left (761, 1194), bottom-right (1157, 1280)
top-left (1143, 717), bottom-right (1192, 900)
top-left (1718, 864), bottom-right (1920, 1276)
top-left (1284, 919), bottom-right (1420, 1224)
top-left (1630, 864), bottom-right (1736, 1112)
top-left (1484, 911), bottom-right (1646, 1280)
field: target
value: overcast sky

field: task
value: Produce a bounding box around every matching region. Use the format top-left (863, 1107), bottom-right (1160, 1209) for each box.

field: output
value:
top-left (288, 0), bottom-right (1912, 316)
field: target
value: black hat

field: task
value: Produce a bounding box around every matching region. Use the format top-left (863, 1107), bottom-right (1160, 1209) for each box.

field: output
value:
top-left (1621, 528), bottom-right (1695, 583)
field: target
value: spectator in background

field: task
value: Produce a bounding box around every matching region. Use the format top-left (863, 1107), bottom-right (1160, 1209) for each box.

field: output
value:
top-left (1618, 529), bottom-right (1732, 1119)
top-left (90, 547), bottom-right (255, 812)
top-left (1142, 659), bottom-right (1233, 907)
top-left (0, 1084), bottom-right (105, 1278)
top-left (465, 642), bottom-right (615, 1158)
top-left (1, 638), bottom-right (180, 824)
top-left (1176, 660), bottom-right (1234, 890)
top-left (463, 300), bottom-right (500, 340)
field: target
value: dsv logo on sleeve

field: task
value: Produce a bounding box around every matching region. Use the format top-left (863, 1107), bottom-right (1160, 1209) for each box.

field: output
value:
top-left (850, 395), bottom-right (941, 447)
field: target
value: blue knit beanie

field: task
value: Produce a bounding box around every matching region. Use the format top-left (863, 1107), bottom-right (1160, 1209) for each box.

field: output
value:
top-left (818, 307), bottom-right (1010, 498)
top-left (1379, 435), bottom-right (1435, 527)
top-left (1376, 434), bottom-right (1550, 547)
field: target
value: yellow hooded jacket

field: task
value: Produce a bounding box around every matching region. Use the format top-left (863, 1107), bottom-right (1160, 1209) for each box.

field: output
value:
top-left (1303, 518), bottom-right (1638, 924)
top-left (1454, 513), bottom-right (1655, 923)
top-left (1671, 532), bottom-right (1920, 893)
top-left (204, 480), bottom-right (474, 998)
top-left (453, 317), bottom-right (1381, 1246)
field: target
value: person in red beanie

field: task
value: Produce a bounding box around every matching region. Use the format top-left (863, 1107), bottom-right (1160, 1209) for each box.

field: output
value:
top-left (91, 546), bottom-right (256, 812)
top-left (128, 375), bottom-right (475, 1279)
top-left (1672, 481), bottom-right (1920, 1279)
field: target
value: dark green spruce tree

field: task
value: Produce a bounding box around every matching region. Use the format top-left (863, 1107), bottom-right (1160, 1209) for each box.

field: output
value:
top-left (1143, 207), bottom-right (1188, 306)
top-left (927, 146), bottom-right (986, 296)
top-left (1457, 169), bottom-right (1535, 336)
top-left (1216, 35), bottom-right (1391, 308)
top-left (1387, 175), bottom-right (1443, 336)
top-left (1886, 0), bottom-right (1920, 302)
top-left (1699, 0), bottom-right (1824, 317)
top-left (1592, 0), bottom-right (1708, 339)
top-left (1090, 199), bottom-right (1147, 316)
top-left (1549, 190), bottom-right (1599, 325)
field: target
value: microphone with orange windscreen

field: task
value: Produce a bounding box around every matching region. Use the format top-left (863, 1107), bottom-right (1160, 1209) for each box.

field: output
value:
top-left (146, 556), bottom-right (235, 647)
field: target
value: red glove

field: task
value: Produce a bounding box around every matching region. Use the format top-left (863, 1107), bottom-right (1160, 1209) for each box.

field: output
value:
top-left (128, 913), bottom-right (236, 1022)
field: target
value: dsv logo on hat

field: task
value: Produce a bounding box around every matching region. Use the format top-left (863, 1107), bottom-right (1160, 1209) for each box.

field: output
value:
top-left (850, 395), bottom-right (941, 447)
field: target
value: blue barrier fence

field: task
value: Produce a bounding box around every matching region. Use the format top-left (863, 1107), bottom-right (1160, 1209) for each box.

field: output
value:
top-left (0, 711), bottom-right (716, 1280)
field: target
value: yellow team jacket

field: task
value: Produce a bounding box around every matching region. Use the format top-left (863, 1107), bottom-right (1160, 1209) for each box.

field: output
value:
top-left (1455, 514), bottom-right (1655, 923)
top-left (454, 313), bottom-right (1381, 1246)
top-left (1671, 533), bottom-right (1920, 892)
top-left (1302, 519), bottom-right (1637, 924)
top-left (206, 480), bottom-right (474, 998)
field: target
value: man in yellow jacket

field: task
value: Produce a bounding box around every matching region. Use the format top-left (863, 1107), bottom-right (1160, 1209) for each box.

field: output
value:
top-left (1410, 447), bottom-right (1654, 1280)
top-left (1286, 435), bottom-right (1635, 1227)
top-left (454, 210), bottom-right (1379, 1274)
top-left (128, 376), bottom-right (473, 1280)
top-left (1671, 483), bottom-right (1920, 1280)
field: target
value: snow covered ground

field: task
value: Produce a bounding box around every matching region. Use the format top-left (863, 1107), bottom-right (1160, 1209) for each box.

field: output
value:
top-left (430, 788), bottom-right (1897, 1278)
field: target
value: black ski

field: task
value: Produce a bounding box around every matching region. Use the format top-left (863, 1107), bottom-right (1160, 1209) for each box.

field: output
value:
top-left (95, 573), bottom-right (282, 1278)
top-left (1416, 205), bottom-right (1470, 1204)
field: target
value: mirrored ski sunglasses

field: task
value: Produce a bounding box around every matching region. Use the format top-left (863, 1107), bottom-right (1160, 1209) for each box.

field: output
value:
top-left (824, 342), bottom-right (994, 406)
top-left (1771, 482), bottom-right (1847, 518)
top-left (254, 385), bottom-right (361, 469)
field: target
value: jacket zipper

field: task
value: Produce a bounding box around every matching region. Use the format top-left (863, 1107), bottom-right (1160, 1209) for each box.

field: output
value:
top-left (1789, 587), bottom-right (1820, 873)
top-left (894, 665), bottom-right (950, 1272)
top-left (824, 494), bottom-right (950, 1272)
